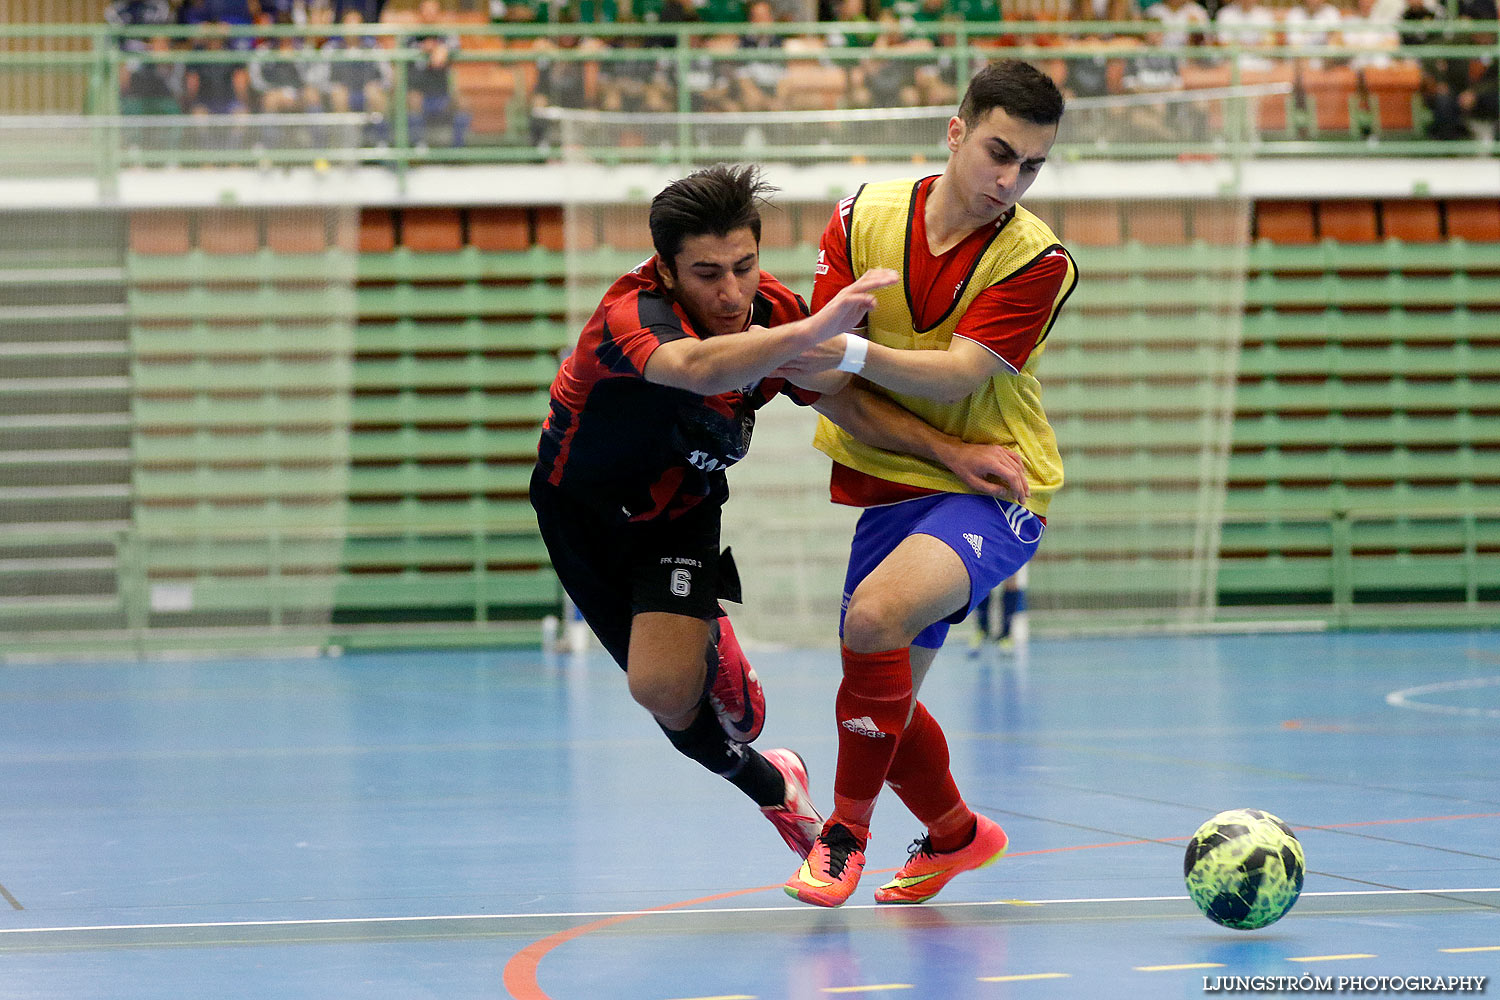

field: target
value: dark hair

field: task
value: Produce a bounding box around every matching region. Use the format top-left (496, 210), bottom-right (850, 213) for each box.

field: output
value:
top-left (958, 60), bottom-right (1066, 128)
top-left (649, 164), bottom-right (774, 272)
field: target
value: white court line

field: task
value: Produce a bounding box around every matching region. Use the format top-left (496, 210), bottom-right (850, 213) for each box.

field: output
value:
top-left (3, 888), bottom-right (1498, 937)
top-left (1387, 675), bottom-right (1500, 719)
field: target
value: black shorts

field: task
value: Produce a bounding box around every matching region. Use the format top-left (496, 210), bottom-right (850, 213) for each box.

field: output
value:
top-left (530, 469), bottom-right (742, 670)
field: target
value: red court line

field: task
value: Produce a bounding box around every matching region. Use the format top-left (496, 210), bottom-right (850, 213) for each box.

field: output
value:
top-left (501, 811), bottom-right (1500, 1000)
top-left (502, 885), bottom-right (775, 1000)
top-left (1298, 811), bottom-right (1500, 831)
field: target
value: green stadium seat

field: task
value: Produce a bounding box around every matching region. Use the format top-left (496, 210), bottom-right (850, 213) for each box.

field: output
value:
top-left (350, 389), bottom-right (551, 426)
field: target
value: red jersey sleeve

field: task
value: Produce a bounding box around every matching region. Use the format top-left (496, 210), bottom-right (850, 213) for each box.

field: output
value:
top-left (597, 289), bottom-right (694, 378)
top-left (811, 194), bottom-right (858, 313)
top-left (752, 273), bottom-right (821, 406)
top-left (952, 247), bottom-right (1074, 374)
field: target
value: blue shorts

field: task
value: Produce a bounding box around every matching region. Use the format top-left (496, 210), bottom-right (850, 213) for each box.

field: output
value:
top-left (840, 493), bottom-right (1045, 650)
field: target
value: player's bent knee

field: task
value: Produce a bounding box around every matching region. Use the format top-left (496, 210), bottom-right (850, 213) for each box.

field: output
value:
top-left (843, 591), bottom-right (917, 653)
top-left (626, 667), bottom-right (701, 720)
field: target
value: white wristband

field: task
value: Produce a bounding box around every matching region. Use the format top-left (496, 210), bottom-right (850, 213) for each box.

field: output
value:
top-left (837, 335), bottom-right (869, 374)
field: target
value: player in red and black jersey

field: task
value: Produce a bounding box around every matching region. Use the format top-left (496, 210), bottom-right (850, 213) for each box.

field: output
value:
top-left (531, 165), bottom-right (1017, 866)
top-left (533, 165), bottom-right (897, 859)
top-left (537, 254), bottom-right (816, 524)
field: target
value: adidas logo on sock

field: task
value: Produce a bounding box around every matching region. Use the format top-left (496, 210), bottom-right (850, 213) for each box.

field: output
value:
top-left (964, 532), bottom-right (983, 558)
top-left (840, 715), bottom-right (887, 738)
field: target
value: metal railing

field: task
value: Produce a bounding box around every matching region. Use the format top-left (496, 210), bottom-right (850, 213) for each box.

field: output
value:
top-left (2, 19), bottom-right (1496, 180)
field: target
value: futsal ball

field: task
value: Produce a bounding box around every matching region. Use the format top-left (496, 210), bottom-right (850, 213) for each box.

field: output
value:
top-left (1183, 808), bottom-right (1305, 930)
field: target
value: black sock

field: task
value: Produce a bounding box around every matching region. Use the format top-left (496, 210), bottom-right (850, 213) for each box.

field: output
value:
top-left (660, 701), bottom-right (785, 808)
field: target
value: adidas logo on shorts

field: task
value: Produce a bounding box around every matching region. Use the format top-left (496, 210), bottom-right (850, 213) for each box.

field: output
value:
top-left (963, 532), bottom-right (983, 558)
top-left (840, 716), bottom-right (887, 738)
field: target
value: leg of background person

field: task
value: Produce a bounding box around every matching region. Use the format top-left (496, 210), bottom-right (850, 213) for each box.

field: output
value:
top-left (970, 588), bottom-right (993, 653)
top-left (1000, 567), bottom-right (1028, 649)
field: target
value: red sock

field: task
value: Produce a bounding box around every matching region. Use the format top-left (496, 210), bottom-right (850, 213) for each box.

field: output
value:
top-left (831, 646), bottom-right (912, 832)
top-left (885, 701), bottom-right (975, 852)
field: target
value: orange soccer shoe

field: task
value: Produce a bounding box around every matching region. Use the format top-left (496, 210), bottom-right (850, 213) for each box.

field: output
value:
top-left (784, 821), bottom-right (868, 908)
top-left (759, 748), bottom-right (824, 858)
top-left (874, 814), bottom-right (1009, 904)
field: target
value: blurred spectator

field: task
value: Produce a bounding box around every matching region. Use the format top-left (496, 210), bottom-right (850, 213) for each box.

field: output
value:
top-left (1058, 0), bottom-right (1142, 99)
top-left (120, 34), bottom-right (185, 115)
top-left (1070, 0), bottom-right (1141, 24)
top-left (334, 0), bottom-right (387, 21)
top-left (178, 0), bottom-right (256, 26)
top-left (319, 8), bottom-right (391, 141)
top-left (406, 0), bottom-right (472, 146)
top-left (699, 0), bottom-right (749, 21)
top-left (307, 2), bottom-right (337, 36)
top-left (179, 0), bottom-right (258, 52)
top-left (554, 0), bottom-right (621, 22)
top-left (258, 0), bottom-right (310, 24)
top-left (736, 0), bottom-right (788, 112)
top-left (825, 0), bottom-right (878, 48)
top-left (1454, 0), bottom-right (1498, 138)
top-left (491, 0), bottom-right (543, 21)
top-left (1119, 21), bottom-right (1194, 139)
top-left (104, 0), bottom-right (175, 53)
top-left (1004, 0), bottom-right (1071, 49)
top-left (685, 33), bottom-right (746, 112)
top-left (900, 0), bottom-right (948, 24)
top-left (1143, 0), bottom-right (1210, 54)
top-left (1398, 0), bottom-right (1441, 53)
top-left (1213, 0), bottom-right (1277, 70)
top-left (773, 31), bottom-right (847, 112)
top-left (251, 33), bottom-right (322, 113)
top-left (847, 10), bottom-right (930, 106)
top-left (1283, 0), bottom-right (1344, 68)
top-left (1342, 0), bottom-right (1401, 69)
top-left (950, 0), bottom-right (1002, 19)
top-left (647, 0), bottom-right (699, 49)
top-left (1059, 44), bottom-right (1113, 99)
top-left (1399, 0), bottom-right (1467, 137)
top-left (1121, 19), bottom-right (1181, 94)
top-left (596, 37), bottom-right (675, 113)
top-left (184, 22), bottom-right (251, 114)
top-left (909, 13), bottom-right (960, 106)
top-left (529, 24), bottom-right (604, 143)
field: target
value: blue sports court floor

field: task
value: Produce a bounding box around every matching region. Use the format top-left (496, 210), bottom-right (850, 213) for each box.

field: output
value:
top-left (1, 628), bottom-right (1497, 999)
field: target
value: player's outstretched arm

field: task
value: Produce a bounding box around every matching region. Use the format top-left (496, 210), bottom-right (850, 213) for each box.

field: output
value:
top-left (779, 334), bottom-right (1007, 404)
top-left (643, 269), bottom-right (898, 396)
top-left (813, 383), bottom-right (1030, 501)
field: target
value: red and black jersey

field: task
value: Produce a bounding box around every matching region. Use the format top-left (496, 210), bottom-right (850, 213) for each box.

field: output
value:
top-left (536, 257), bottom-right (817, 522)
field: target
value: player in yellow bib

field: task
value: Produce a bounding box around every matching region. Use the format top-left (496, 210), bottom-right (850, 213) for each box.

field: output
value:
top-left (777, 60), bottom-right (1078, 907)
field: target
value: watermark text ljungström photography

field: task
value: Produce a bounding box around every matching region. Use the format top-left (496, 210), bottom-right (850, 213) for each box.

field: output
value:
top-left (1203, 975), bottom-right (1488, 994)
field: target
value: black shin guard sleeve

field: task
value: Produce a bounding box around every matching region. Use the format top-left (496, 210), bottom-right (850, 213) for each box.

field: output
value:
top-left (660, 703), bottom-right (784, 808)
